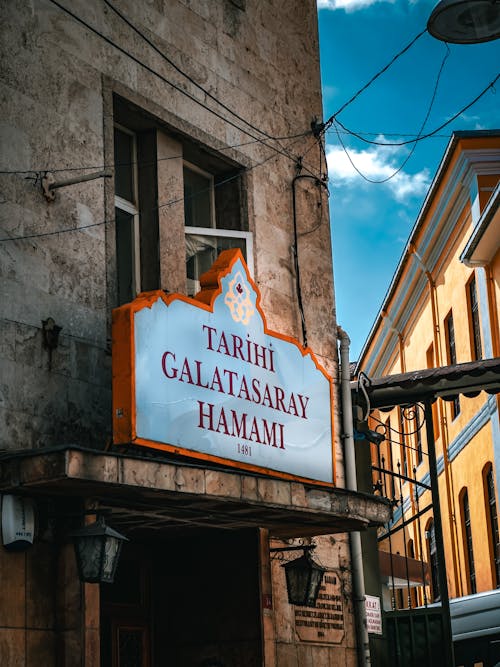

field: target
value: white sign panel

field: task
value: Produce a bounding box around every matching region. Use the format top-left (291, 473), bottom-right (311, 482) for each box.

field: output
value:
top-left (365, 595), bottom-right (383, 635)
top-left (113, 250), bottom-right (334, 485)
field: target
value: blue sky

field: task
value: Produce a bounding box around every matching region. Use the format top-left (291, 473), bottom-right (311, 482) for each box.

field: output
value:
top-left (317, 0), bottom-right (500, 360)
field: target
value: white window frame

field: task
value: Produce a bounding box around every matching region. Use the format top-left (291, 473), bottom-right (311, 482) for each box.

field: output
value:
top-left (185, 227), bottom-right (254, 295)
top-left (114, 124), bottom-right (141, 297)
top-left (115, 195), bottom-right (141, 297)
top-left (183, 160), bottom-right (253, 293)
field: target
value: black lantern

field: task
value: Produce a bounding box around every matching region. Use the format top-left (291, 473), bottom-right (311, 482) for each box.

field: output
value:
top-left (283, 550), bottom-right (326, 607)
top-left (70, 516), bottom-right (128, 584)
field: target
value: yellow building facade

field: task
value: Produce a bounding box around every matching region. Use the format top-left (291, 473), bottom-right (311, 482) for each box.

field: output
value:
top-left (356, 131), bottom-right (500, 609)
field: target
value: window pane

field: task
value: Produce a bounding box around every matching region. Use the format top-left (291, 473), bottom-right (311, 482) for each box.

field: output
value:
top-left (116, 208), bottom-right (136, 305)
top-left (428, 521), bottom-right (440, 602)
top-left (486, 468), bottom-right (500, 587)
top-left (184, 166), bottom-right (212, 228)
top-left (445, 313), bottom-right (460, 418)
top-left (114, 127), bottom-right (135, 203)
top-left (469, 277), bottom-right (483, 360)
top-left (186, 234), bottom-right (246, 295)
top-left (462, 490), bottom-right (477, 593)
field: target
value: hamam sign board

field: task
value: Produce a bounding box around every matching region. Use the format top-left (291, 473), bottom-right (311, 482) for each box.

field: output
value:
top-left (112, 249), bottom-right (335, 485)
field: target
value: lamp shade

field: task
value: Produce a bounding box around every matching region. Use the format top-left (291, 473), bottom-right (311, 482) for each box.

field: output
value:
top-left (70, 516), bottom-right (128, 584)
top-left (427, 0), bottom-right (500, 43)
top-left (283, 550), bottom-right (326, 607)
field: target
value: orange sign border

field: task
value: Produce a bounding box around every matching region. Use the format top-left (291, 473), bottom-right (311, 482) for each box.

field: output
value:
top-left (112, 249), bottom-right (336, 487)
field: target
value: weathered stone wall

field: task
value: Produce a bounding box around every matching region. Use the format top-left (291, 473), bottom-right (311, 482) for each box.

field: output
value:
top-left (0, 0), bottom-right (337, 453)
top-left (271, 536), bottom-right (357, 666)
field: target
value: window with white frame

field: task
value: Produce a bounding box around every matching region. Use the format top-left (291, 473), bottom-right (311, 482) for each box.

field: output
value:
top-left (112, 96), bottom-right (250, 301)
top-left (183, 162), bottom-right (252, 296)
top-left (114, 124), bottom-right (140, 305)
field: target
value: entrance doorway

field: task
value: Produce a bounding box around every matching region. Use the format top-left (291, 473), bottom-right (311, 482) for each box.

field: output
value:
top-left (101, 529), bottom-right (262, 666)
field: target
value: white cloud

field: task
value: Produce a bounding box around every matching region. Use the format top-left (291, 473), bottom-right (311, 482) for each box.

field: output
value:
top-left (455, 112), bottom-right (486, 130)
top-left (325, 140), bottom-right (431, 201)
top-left (317, 0), bottom-right (396, 11)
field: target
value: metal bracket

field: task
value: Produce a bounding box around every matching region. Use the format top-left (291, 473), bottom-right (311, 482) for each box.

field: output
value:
top-left (42, 170), bottom-right (112, 202)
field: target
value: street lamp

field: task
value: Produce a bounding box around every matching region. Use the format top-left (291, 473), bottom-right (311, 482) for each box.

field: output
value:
top-left (70, 515), bottom-right (128, 584)
top-left (427, 0), bottom-right (500, 43)
top-left (283, 549), bottom-right (326, 607)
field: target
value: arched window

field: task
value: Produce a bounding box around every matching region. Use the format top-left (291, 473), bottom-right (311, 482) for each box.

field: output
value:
top-left (383, 417), bottom-right (395, 500)
top-left (407, 539), bottom-right (418, 608)
top-left (426, 520), bottom-right (440, 602)
top-left (460, 488), bottom-right (476, 594)
top-left (483, 464), bottom-right (500, 588)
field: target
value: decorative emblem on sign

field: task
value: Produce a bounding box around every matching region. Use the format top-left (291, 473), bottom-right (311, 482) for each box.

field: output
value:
top-left (224, 271), bottom-right (255, 325)
top-left (112, 249), bottom-right (334, 485)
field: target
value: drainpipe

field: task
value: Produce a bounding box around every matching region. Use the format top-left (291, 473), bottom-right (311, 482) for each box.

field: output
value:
top-left (408, 244), bottom-right (462, 596)
top-left (338, 326), bottom-right (370, 667)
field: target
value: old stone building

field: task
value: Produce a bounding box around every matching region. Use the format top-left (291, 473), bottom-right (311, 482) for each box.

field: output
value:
top-left (0, 1), bottom-right (388, 665)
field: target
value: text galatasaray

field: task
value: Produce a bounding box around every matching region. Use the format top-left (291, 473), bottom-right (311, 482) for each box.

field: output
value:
top-left (161, 351), bottom-right (310, 450)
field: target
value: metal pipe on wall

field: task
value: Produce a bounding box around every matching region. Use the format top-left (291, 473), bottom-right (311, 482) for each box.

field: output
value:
top-left (338, 326), bottom-right (371, 667)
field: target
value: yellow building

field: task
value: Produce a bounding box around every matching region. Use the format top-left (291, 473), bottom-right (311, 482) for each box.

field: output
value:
top-left (355, 131), bottom-right (500, 616)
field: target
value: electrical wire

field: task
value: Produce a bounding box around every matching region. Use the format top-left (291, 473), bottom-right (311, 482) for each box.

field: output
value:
top-left (326, 130), bottom-right (455, 140)
top-left (333, 71), bottom-right (500, 148)
top-left (103, 0), bottom-right (288, 148)
top-left (322, 28), bottom-right (428, 132)
top-left (46, 0), bottom-right (304, 168)
top-left (48, 0), bottom-right (295, 160)
top-left (0, 130), bottom-right (313, 176)
top-left (328, 130), bottom-right (453, 145)
top-left (296, 138), bottom-right (330, 238)
top-left (331, 43), bottom-right (450, 185)
top-left (318, 20), bottom-right (498, 152)
top-left (0, 133), bottom-right (306, 244)
top-left (291, 170), bottom-right (330, 347)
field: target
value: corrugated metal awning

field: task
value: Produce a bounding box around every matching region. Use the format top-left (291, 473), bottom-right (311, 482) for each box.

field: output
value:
top-left (352, 358), bottom-right (500, 410)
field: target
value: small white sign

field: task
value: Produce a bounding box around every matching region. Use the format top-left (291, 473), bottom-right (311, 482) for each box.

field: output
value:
top-left (365, 595), bottom-right (383, 635)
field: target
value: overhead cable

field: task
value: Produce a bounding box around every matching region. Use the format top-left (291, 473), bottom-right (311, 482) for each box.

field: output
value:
top-left (332, 43), bottom-right (450, 184)
top-left (322, 28), bottom-right (428, 132)
top-left (0, 133), bottom-right (306, 244)
top-left (46, 0), bottom-right (304, 168)
top-left (326, 129), bottom-right (455, 140)
top-left (334, 71), bottom-right (500, 148)
top-left (0, 131), bottom-right (312, 176)
top-left (103, 0), bottom-right (287, 146)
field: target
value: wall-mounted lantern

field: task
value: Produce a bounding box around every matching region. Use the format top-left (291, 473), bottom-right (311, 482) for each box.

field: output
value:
top-left (70, 515), bottom-right (128, 584)
top-left (271, 544), bottom-right (326, 607)
top-left (284, 549), bottom-right (326, 607)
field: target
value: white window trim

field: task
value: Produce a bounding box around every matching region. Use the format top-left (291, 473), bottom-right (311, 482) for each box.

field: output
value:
top-left (184, 226), bottom-right (254, 278)
top-left (115, 199), bottom-right (141, 298)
